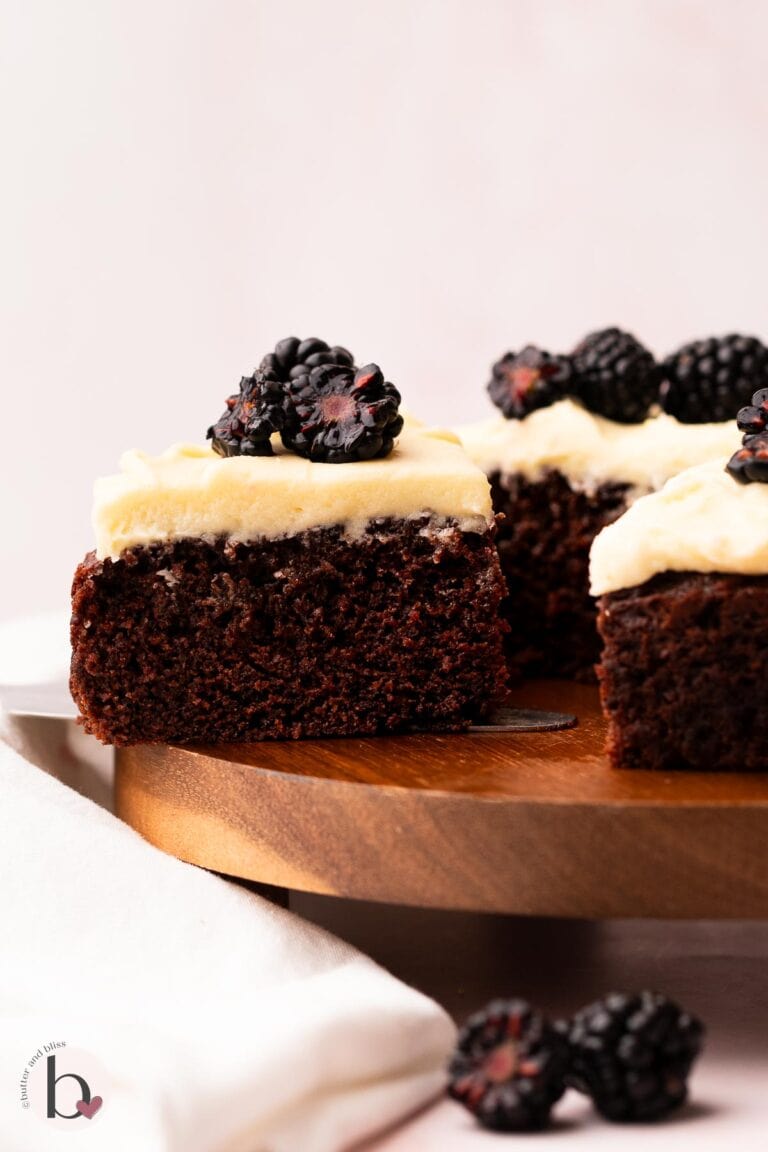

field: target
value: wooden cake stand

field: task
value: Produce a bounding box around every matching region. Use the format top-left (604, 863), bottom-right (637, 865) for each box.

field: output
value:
top-left (114, 682), bottom-right (768, 918)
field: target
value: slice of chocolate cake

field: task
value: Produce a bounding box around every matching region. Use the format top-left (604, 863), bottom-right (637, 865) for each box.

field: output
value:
top-left (458, 329), bottom-right (759, 682)
top-left (71, 342), bottom-right (508, 745)
top-left (591, 411), bottom-right (768, 771)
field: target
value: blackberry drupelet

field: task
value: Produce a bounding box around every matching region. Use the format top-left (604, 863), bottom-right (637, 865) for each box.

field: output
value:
top-left (281, 362), bottom-right (404, 463)
top-left (487, 345), bottom-right (573, 419)
top-left (259, 335), bottom-right (355, 382)
top-left (566, 991), bottom-right (704, 1122)
top-left (571, 328), bottom-right (659, 423)
top-left (727, 432), bottom-right (768, 484)
top-left (736, 386), bottom-right (768, 435)
top-left (660, 334), bottom-right (768, 423)
top-left (207, 370), bottom-right (286, 457)
top-left (448, 999), bottom-right (569, 1131)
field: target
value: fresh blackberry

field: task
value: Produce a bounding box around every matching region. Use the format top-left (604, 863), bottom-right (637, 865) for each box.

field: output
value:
top-left (448, 999), bottom-right (569, 1131)
top-left (281, 362), bottom-right (403, 463)
top-left (207, 336), bottom-right (355, 457)
top-left (260, 335), bottom-right (355, 382)
top-left (566, 991), bottom-right (704, 1122)
top-left (571, 328), bottom-right (659, 423)
top-left (487, 345), bottom-right (573, 419)
top-left (736, 386), bottom-right (768, 435)
top-left (660, 334), bottom-right (768, 423)
top-left (207, 370), bottom-right (285, 457)
top-left (727, 432), bottom-right (768, 484)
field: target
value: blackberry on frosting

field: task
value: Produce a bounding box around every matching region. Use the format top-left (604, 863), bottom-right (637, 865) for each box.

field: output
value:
top-left (207, 336), bottom-right (403, 464)
top-left (571, 327), bottom-right (659, 424)
top-left (661, 334), bottom-right (768, 424)
top-left (487, 345), bottom-right (573, 420)
top-left (282, 362), bottom-right (404, 463)
top-left (260, 335), bottom-right (355, 382)
top-left (207, 370), bottom-right (285, 457)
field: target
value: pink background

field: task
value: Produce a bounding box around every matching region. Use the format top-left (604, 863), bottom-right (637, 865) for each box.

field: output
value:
top-left (4, 0), bottom-right (768, 618)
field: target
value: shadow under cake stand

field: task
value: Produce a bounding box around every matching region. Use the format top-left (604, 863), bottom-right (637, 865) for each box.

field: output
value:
top-left (114, 682), bottom-right (768, 918)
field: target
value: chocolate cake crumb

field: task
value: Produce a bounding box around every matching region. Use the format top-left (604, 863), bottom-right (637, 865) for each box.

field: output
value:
top-left (71, 518), bottom-right (508, 745)
top-left (489, 469), bottom-right (630, 681)
top-left (597, 571), bottom-right (768, 771)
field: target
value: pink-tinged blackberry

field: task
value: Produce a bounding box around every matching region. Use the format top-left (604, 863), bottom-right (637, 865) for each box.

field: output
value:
top-left (660, 334), bottom-right (768, 423)
top-left (736, 386), bottom-right (768, 435)
top-left (281, 362), bottom-right (404, 463)
top-left (727, 433), bottom-right (768, 484)
top-left (207, 370), bottom-right (285, 457)
top-left (487, 345), bottom-right (573, 419)
top-left (448, 999), bottom-right (569, 1131)
top-left (571, 327), bottom-right (659, 423)
top-left (259, 335), bottom-right (355, 382)
top-left (566, 991), bottom-right (704, 1122)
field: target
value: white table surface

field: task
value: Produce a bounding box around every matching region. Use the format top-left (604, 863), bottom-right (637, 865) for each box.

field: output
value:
top-left (292, 897), bottom-right (768, 1151)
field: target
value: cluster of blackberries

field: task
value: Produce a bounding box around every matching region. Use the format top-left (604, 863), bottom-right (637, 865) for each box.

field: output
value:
top-left (448, 991), bottom-right (704, 1133)
top-left (208, 337), bottom-right (403, 464)
top-left (488, 329), bottom-right (768, 426)
top-left (726, 386), bottom-right (768, 484)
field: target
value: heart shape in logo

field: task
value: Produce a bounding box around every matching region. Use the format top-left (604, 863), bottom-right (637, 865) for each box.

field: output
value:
top-left (76, 1096), bottom-right (102, 1119)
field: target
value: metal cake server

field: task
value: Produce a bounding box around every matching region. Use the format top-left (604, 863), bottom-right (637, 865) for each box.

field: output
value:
top-left (0, 683), bottom-right (577, 734)
top-left (468, 706), bottom-right (577, 733)
top-left (0, 681), bottom-right (78, 721)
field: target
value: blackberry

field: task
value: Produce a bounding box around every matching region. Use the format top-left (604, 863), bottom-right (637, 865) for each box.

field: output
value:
top-left (259, 335), bottom-right (355, 382)
top-left (487, 345), bottom-right (572, 419)
top-left (571, 328), bottom-right (659, 423)
top-left (736, 386), bottom-right (768, 435)
top-left (448, 999), bottom-right (569, 1131)
top-left (660, 334), bottom-right (768, 423)
top-left (207, 336), bottom-right (356, 457)
top-left (281, 362), bottom-right (403, 463)
top-left (727, 432), bottom-right (768, 484)
top-left (207, 370), bottom-right (285, 457)
top-left (566, 991), bottom-right (704, 1122)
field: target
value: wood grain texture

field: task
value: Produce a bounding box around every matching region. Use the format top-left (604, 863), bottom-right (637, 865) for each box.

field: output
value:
top-left (114, 682), bottom-right (768, 918)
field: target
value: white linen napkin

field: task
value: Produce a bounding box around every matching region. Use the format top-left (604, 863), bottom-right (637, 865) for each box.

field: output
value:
top-left (0, 615), bottom-right (455, 1152)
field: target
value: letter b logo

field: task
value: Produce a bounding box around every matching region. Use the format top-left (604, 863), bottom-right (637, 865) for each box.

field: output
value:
top-left (47, 1055), bottom-right (91, 1119)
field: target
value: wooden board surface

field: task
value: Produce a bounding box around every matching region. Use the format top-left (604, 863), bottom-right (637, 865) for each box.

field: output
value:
top-left (114, 681), bottom-right (768, 918)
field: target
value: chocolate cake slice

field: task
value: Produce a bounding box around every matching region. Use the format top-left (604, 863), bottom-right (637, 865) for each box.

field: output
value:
top-left (460, 400), bottom-right (736, 681)
top-left (459, 329), bottom-right (746, 681)
top-left (71, 430), bottom-right (508, 745)
top-left (591, 448), bottom-right (768, 771)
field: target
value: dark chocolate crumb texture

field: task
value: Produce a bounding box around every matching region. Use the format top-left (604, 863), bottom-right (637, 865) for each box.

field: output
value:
top-left (597, 572), bottom-right (768, 772)
top-left (71, 522), bottom-right (507, 745)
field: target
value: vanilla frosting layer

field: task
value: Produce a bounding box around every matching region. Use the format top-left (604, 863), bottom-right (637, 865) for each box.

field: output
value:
top-left (93, 427), bottom-right (493, 560)
top-left (590, 459), bottom-right (768, 595)
top-left (457, 400), bottom-right (739, 493)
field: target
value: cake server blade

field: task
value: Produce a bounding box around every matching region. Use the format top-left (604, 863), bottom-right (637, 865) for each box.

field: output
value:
top-left (0, 681), bottom-right (78, 721)
top-left (469, 706), bottom-right (577, 733)
top-left (0, 686), bottom-right (578, 734)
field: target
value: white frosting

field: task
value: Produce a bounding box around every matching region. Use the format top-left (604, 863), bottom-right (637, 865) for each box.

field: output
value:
top-left (457, 400), bottom-right (739, 494)
top-left (590, 458), bottom-right (768, 595)
top-left (93, 426), bottom-right (494, 560)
